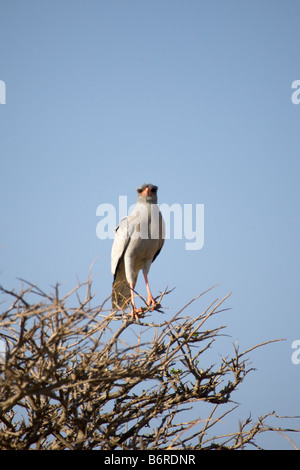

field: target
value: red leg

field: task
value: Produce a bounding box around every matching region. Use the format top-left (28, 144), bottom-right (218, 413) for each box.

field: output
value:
top-left (143, 273), bottom-right (156, 311)
top-left (128, 282), bottom-right (143, 320)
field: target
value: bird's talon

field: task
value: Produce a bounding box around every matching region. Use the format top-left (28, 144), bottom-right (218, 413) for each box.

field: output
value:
top-left (147, 297), bottom-right (162, 311)
top-left (127, 307), bottom-right (144, 320)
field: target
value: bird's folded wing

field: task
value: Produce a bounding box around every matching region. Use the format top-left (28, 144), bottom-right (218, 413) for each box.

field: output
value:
top-left (111, 214), bottom-right (139, 276)
top-left (152, 213), bottom-right (165, 262)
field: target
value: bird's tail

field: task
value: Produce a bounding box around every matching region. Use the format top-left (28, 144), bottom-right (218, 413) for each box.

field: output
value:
top-left (112, 260), bottom-right (132, 311)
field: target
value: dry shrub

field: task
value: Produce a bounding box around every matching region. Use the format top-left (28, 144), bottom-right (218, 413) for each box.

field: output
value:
top-left (0, 279), bottom-right (299, 450)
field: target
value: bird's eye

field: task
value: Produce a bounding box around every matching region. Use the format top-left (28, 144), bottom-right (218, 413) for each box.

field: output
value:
top-left (137, 188), bottom-right (143, 193)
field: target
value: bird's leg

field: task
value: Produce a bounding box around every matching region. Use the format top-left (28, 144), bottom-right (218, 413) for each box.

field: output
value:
top-left (128, 282), bottom-right (143, 320)
top-left (143, 273), bottom-right (156, 311)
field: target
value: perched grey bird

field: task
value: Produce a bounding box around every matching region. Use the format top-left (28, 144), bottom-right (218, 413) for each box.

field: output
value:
top-left (111, 183), bottom-right (165, 319)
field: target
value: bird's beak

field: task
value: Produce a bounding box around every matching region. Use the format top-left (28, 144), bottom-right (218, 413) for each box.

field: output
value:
top-left (141, 187), bottom-right (153, 197)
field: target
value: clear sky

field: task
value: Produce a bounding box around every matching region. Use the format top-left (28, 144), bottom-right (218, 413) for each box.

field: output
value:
top-left (1, 0), bottom-right (300, 449)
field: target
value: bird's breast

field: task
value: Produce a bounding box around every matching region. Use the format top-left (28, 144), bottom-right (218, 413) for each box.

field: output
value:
top-left (126, 235), bottom-right (160, 260)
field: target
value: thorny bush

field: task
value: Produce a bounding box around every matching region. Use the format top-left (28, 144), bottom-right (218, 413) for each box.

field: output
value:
top-left (0, 279), bottom-right (299, 450)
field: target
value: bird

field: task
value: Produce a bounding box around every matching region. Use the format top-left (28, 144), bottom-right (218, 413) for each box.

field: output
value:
top-left (111, 183), bottom-right (165, 319)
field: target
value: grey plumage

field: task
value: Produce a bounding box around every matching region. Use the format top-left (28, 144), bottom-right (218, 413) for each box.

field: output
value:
top-left (111, 184), bottom-right (165, 315)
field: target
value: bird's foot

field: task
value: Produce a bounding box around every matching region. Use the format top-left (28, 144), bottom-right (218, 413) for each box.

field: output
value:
top-left (127, 307), bottom-right (144, 321)
top-left (146, 296), bottom-right (158, 312)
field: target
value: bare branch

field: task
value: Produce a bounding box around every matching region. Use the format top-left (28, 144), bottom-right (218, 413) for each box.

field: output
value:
top-left (0, 280), bottom-right (298, 450)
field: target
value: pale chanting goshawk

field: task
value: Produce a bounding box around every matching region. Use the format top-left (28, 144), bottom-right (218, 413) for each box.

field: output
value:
top-left (111, 184), bottom-right (165, 319)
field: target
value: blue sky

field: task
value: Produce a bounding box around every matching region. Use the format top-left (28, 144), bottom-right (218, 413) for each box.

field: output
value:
top-left (1, 1), bottom-right (300, 448)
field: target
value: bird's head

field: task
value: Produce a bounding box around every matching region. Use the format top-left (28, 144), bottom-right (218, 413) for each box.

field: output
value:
top-left (136, 183), bottom-right (158, 204)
